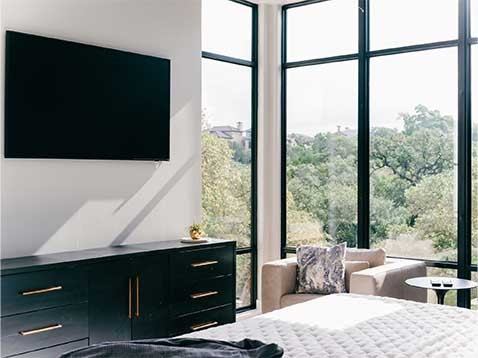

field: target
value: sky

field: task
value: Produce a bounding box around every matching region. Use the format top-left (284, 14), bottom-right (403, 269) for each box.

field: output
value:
top-left (202, 0), bottom-right (477, 136)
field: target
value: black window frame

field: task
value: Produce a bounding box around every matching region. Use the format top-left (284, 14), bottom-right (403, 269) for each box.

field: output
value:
top-left (281, 0), bottom-right (478, 308)
top-left (202, 0), bottom-right (258, 313)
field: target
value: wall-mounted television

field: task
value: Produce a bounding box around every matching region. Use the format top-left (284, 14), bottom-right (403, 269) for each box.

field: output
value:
top-left (5, 31), bottom-right (170, 161)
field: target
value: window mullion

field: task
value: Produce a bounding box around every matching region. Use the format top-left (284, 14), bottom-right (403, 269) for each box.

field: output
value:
top-left (250, 1), bottom-right (259, 310)
top-left (280, 6), bottom-right (288, 258)
top-left (457, 0), bottom-right (472, 308)
top-left (357, 0), bottom-right (370, 249)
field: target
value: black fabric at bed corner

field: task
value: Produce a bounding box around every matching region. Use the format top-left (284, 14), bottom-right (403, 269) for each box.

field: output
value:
top-left (59, 338), bottom-right (284, 358)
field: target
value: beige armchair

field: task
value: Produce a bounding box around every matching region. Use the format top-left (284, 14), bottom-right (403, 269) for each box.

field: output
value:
top-left (262, 248), bottom-right (426, 313)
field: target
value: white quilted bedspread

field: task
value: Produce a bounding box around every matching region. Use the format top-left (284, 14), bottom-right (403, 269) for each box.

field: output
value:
top-left (186, 294), bottom-right (478, 358)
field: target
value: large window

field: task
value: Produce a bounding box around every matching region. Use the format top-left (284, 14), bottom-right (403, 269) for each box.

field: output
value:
top-left (286, 0), bottom-right (357, 61)
top-left (282, 0), bottom-right (477, 308)
top-left (202, 0), bottom-right (257, 311)
top-left (370, 48), bottom-right (458, 262)
top-left (369, 0), bottom-right (458, 50)
top-left (286, 61), bottom-right (358, 248)
top-left (284, 0), bottom-right (359, 251)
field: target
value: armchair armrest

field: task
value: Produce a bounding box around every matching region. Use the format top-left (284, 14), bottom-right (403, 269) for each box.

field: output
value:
top-left (262, 258), bottom-right (297, 313)
top-left (350, 258), bottom-right (427, 302)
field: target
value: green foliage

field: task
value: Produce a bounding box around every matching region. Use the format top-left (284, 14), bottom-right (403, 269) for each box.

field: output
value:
top-left (201, 132), bottom-right (252, 306)
top-left (370, 195), bottom-right (408, 244)
top-left (405, 172), bottom-right (456, 255)
top-left (231, 141), bottom-right (251, 164)
top-left (284, 105), bottom-right (477, 261)
top-left (201, 132), bottom-right (250, 248)
top-left (286, 190), bottom-right (327, 247)
top-left (287, 131), bottom-right (358, 247)
top-left (371, 106), bottom-right (454, 186)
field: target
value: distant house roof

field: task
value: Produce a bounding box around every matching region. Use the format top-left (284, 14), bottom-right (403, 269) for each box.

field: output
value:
top-left (206, 124), bottom-right (251, 141)
top-left (212, 130), bottom-right (233, 139)
top-left (209, 125), bottom-right (242, 133)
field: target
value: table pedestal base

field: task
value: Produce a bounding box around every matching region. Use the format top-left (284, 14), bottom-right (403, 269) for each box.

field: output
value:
top-left (433, 289), bottom-right (447, 305)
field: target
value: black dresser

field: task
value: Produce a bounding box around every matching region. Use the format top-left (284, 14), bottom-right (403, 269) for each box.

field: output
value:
top-left (0, 239), bottom-right (236, 357)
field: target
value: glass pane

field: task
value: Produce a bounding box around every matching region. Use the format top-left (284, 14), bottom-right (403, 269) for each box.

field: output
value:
top-left (236, 253), bottom-right (251, 308)
top-left (202, 0), bottom-right (252, 60)
top-left (286, 61), bottom-right (358, 248)
top-left (286, 0), bottom-right (358, 62)
top-left (370, 48), bottom-right (458, 261)
top-left (472, 271), bottom-right (478, 310)
top-left (370, 0), bottom-right (458, 50)
top-left (426, 267), bottom-right (457, 306)
top-left (202, 59), bottom-right (251, 248)
top-left (473, 45), bottom-right (478, 265)
top-left (472, 0), bottom-right (478, 38)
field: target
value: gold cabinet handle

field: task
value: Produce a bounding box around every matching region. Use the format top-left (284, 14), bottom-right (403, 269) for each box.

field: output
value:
top-left (19, 324), bottom-right (62, 336)
top-left (190, 291), bottom-right (218, 299)
top-left (128, 278), bottom-right (132, 319)
top-left (135, 276), bottom-right (140, 318)
top-left (190, 321), bottom-right (218, 331)
top-left (190, 260), bottom-right (218, 268)
top-left (20, 286), bottom-right (63, 296)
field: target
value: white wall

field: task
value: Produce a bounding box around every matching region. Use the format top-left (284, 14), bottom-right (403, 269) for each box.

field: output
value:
top-left (257, 3), bottom-right (282, 264)
top-left (256, 3), bottom-right (282, 310)
top-left (0, 0), bottom-right (202, 258)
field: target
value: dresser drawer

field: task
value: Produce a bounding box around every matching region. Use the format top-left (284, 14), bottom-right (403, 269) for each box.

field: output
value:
top-left (170, 275), bottom-right (233, 316)
top-left (170, 246), bottom-right (234, 281)
top-left (1, 303), bottom-right (88, 357)
top-left (13, 339), bottom-right (88, 358)
top-left (169, 304), bottom-right (234, 337)
top-left (1, 268), bottom-right (87, 317)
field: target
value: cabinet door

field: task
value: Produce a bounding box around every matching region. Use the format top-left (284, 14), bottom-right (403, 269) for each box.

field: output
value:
top-left (88, 258), bottom-right (132, 344)
top-left (131, 254), bottom-right (168, 339)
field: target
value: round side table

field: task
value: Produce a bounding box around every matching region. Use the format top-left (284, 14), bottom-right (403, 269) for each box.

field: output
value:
top-left (405, 277), bottom-right (477, 305)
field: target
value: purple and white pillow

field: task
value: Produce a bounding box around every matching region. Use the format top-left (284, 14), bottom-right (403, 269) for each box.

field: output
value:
top-left (296, 243), bottom-right (347, 294)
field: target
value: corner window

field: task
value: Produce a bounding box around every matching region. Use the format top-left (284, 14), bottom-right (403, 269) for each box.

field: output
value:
top-left (201, 0), bottom-right (258, 311)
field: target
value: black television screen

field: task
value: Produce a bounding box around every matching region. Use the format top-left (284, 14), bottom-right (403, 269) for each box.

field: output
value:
top-left (5, 31), bottom-right (170, 161)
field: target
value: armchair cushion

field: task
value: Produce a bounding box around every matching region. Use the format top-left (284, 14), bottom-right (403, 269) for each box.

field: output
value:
top-left (344, 260), bottom-right (369, 292)
top-left (345, 248), bottom-right (386, 267)
top-left (262, 257), bottom-right (298, 313)
top-left (349, 258), bottom-right (426, 302)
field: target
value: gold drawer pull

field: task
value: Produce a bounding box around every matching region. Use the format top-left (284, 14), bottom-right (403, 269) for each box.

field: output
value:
top-left (190, 291), bottom-right (218, 299)
top-left (190, 260), bottom-right (218, 268)
top-left (19, 324), bottom-right (63, 336)
top-left (136, 276), bottom-right (140, 318)
top-left (190, 321), bottom-right (218, 331)
top-left (20, 286), bottom-right (63, 296)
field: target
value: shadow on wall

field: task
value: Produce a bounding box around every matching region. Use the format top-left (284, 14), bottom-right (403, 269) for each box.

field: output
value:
top-left (2, 160), bottom-right (156, 255)
top-left (1, 154), bottom-right (198, 258)
top-left (110, 154), bottom-right (198, 246)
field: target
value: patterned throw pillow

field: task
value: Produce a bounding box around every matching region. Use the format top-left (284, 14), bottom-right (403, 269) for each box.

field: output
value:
top-left (296, 243), bottom-right (347, 294)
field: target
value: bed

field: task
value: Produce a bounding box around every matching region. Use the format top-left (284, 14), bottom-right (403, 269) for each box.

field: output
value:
top-left (186, 294), bottom-right (478, 358)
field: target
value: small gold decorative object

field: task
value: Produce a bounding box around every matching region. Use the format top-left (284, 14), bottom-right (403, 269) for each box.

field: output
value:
top-left (188, 223), bottom-right (204, 240)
